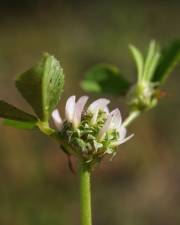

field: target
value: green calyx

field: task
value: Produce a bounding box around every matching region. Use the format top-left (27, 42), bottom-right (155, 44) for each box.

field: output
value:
top-left (127, 81), bottom-right (158, 112)
top-left (59, 111), bottom-right (120, 166)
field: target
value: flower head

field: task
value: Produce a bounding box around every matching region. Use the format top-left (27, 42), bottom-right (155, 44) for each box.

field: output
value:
top-left (52, 96), bottom-right (133, 165)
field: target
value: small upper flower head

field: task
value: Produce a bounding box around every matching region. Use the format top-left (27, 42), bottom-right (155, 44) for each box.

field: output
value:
top-left (128, 40), bottom-right (180, 112)
top-left (52, 96), bottom-right (133, 165)
top-left (127, 41), bottom-right (161, 112)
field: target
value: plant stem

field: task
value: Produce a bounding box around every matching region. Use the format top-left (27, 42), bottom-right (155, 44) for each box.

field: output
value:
top-left (122, 110), bottom-right (140, 127)
top-left (79, 162), bottom-right (92, 225)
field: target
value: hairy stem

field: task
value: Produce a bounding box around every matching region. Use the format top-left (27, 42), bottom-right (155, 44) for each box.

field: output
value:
top-left (79, 162), bottom-right (92, 225)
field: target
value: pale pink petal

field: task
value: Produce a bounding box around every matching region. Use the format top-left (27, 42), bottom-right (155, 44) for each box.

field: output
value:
top-left (98, 114), bottom-right (113, 140)
top-left (91, 108), bottom-right (99, 125)
top-left (65, 95), bottom-right (76, 122)
top-left (52, 109), bottom-right (63, 131)
top-left (110, 108), bottom-right (122, 128)
top-left (91, 105), bottom-right (109, 125)
top-left (104, 106), bottom-right (110, 114)
top-left (73, 96), bottom-right (89, 128)
top-left (113, 134), bottom-right (134, 146)
top-left (117, 126), bottom-right (127, 140)
top-left (88, 98), bottom-right (110, 113)
top-left (88, 98), bottom-right (110, 125)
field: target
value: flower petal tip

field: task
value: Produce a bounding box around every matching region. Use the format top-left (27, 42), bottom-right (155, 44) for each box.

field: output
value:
top-left (52, 109), bottom-right (63, 131)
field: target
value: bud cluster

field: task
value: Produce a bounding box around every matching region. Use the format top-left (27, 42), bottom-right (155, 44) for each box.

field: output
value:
top-left (127, 81), bottom-right (158, 111)
top-left (128, 41), bottom-right (162, 112)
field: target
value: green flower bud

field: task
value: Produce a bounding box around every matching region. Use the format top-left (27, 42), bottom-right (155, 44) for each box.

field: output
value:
top-left (127, 81), bottom-right (158, 112)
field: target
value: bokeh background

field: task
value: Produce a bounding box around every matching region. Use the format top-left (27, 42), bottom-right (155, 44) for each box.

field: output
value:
top-left (0, 1), bottom-right (180, 225)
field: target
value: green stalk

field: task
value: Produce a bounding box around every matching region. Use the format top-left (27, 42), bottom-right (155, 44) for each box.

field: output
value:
top-left (122, 110), bottom-right (140, 127)
top-left (79, 162), bottom-right (92, 225)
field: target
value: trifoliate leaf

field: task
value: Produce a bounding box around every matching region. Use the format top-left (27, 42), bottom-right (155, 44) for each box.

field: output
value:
top-left (3, 119), bottom-right (37, 130)
top-left (153, 40), bottom-right (180, 84)
top-left (0, 100), bottom-right (37, 122)
top-left (81, 64), bottom-right (130, 96)
top-left (15, 53), bottom-right (64, 122)
top-left (143, 41), bottom-right (160, 81)
top-left (129, 44), bottom-right (144, 81)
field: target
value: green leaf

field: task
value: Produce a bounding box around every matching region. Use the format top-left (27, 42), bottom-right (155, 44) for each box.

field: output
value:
top-left (15, 53), bottom-right (64, 122)
top-left (153, 40), bottom-right (180, 83)
top-left (129, 44), bottom-right (144, 81)
top-left (143, 40), bottom-right (160, 81)
top-left (3, 119), bottom-right (37, 130)
top-left (81, 64), bottom-right (130, 96)
top-left (146, 51), bottom-right (160, 81)
top-left (0, 100), bottom-right (37, 122)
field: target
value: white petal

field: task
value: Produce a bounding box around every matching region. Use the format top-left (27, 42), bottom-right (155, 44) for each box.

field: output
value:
top-left (98, 114), bottom-right (113, 140)
top-left (73, 96), bottom-right (89, 128)
top-left (91, 108), bottom-right (99, 125)
top-left (52, 109), bottom-right (63, 131)
top-left (65, 95), bottom-right (76, 122)
top-left (113, 134), bottom-right (134, 146)
top-left (104, 106), bottom-right (110, 114)
top-left (91, 105), bottom-right (109, 125)
top-left (88, 98), bottom-right (110, 113)
top-left (110, 108), bottom-right (122, 128)
top-left (117, 126), bottom-right (127, 141)
top-left (88, 98), bottom-right (110, 125)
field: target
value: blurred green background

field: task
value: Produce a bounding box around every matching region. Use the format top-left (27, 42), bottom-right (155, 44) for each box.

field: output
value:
top-left (0, 1), bottom-right (180, 225)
